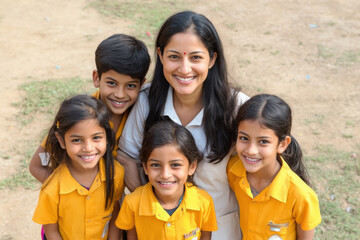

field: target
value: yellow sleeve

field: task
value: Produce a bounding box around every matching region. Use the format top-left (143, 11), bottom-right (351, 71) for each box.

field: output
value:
top-left (293, 187), bottom-right (322, 230)
top-left (227, 154), bottom-right (240, 190)
top-left (201, 193), bottom-right (218, 232)
top-left (114, 161), bottom-right (125, 202)
top-left (32, 186), bottom-right (59, 225)
top-left (115, 195), bottom-right (135, 230)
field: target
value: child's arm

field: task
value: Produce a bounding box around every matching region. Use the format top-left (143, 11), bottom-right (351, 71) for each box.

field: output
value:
top-left (127, 228), bottom-right (138, 240)
top-left (297, 224), bottom-right (315, 240)
top-left (43, 223), bottom-right (62, 240)
top-left (108, 201), bottom-right (121, 240)
top-left (200, 231), bottom-right (212, 240)
top-left (117, 150), bottom-right (141, 192)
top-left (29, 146), bottom-right (52, 183)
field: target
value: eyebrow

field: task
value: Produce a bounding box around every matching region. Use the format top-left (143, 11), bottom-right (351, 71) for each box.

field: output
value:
top-left (105, 76), bottom-right (140, 84)
top-left (166, 49), bottom-right (205, 54)
top-left (238, 131), bottom-right (271, 139)
top-left (69, 132), bottom-right (104, 138)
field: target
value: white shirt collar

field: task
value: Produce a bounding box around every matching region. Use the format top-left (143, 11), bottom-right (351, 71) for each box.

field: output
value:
top-left (163, 86), bottom-right (204, 127)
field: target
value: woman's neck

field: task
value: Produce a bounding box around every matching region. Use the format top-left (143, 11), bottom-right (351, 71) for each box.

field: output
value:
top-left (173, 90), bottom-right (203, 126)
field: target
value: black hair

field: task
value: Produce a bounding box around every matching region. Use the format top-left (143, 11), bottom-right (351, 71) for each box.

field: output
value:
top-left (145, 11), bottom-right (239, 163)
top-left (234, 94), bottom-right (310, 185)
top-left (140, 117), bottom-right (203, 184)
top-left (95, 33), bottom-right (150, 83)
top-left (44, 94), bottom-right (115, 209)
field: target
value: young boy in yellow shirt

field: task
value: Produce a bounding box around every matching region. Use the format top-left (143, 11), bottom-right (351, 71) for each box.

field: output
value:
top-left (29, 33), bottom-right (150, 183)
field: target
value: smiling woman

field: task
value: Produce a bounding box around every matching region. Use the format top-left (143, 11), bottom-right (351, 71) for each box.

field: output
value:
top-left (117, 10), bottom-right (249, 240)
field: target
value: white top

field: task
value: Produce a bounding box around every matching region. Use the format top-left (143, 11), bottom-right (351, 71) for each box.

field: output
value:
top-left (119, 83), bottom-right (249, 240)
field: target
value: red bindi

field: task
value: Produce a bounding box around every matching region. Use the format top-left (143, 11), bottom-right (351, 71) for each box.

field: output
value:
top-left (184, 52), bottom-right (186, 55)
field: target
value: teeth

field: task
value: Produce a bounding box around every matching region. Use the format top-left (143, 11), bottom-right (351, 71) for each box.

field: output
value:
top-left (245, 156), bottom-right (259, 162)
top-left (176, 76), bottom-right (194, 82)
top-left (160, 182), bottom-right (174, 185)
top-left (81, 154), bottom-right (96, 159)
top-left (111, 99), bottom-right (125, 105)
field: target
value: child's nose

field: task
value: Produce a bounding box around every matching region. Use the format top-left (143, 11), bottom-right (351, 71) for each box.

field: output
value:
top-left (114, 86), bottom-right (125, 98)
top-left (247, 142), bottom-right (258, 154)
top-left (160, 166), bottom-right (171, 179)
top-left (82, 140), bottom-right (94, 151)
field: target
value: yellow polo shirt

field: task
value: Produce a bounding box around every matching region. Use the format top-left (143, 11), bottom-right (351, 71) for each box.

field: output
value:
top-left (115, 182), bottom-right (218, 240)
top-left (227, 155), bottom-right (321, 240)
top-left (33, 158), bottom-right (124, 240)
top-left (41, 90), bottom-right (129, 159)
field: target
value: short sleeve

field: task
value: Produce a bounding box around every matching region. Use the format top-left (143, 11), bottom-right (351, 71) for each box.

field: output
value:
top-left (113, 162), bottom-right (125, 201)
top-left (201, 194), bottom-right (218, 232)
top-left (118, 87), bottom-right (150, 162)
top-left (32, 188), bottom-right (59, 225)
top-left (293, 187), bottom-right (322, 231)
top-left (227, 155), bottom-right (240, 190)
top-left (115, 195), bottom-right (135, 230)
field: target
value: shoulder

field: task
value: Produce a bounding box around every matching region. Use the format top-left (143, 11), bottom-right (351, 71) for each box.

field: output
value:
top-left (124, 185), bottom-right (145, 204)
top-left (286, 169), bottom-right (318, 202)
top-left (40, 165), bottom-right (64, 195)
top-left (114, 160), bottom-right (124, 177)
top-left (232, 89), bottom-right (249, 106)
top-left (189, 185), bottom-right (214, 206)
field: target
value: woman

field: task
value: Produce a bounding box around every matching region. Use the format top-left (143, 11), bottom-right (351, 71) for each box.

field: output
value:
top-left (118, 11), bottom-right (248, 239)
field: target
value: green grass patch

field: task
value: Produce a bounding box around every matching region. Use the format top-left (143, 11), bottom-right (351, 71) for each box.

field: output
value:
top-left (13, 77), bottom-right (92, 125)
top-left (0, 77), bottom-right (93, 190)
top-left (306, 145), bottom-right (360, 239)
top-left (0, 144), bottom-right (39, 190)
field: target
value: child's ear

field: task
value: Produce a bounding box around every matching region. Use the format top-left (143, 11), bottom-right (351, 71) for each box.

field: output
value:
top-left (92, 70), bottom-right (100, 88)
top-left (143, 163), bottom-right (148, 175)
top-left (188, 161), bottom-right (197, 176)
top-left (277, 136), bottom-right (291, 154)
top-left (140, 77), bottom-right (146, 87)
top-left (55, 132), bottom-right (66, 149)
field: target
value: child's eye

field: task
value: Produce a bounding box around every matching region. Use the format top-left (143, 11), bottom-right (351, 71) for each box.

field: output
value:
top-left (106, 81), bottom-right (116, 86)
top-left (93, 136), bottom-right (103, 141)
top-left (238, 136), bottom-right (248, 141)
top-left (71, 139), bottom-right (82, 143)
top-left (127, 83), bottom-right (138, 89)
top-left (259, 140), bottom-right (269, 144)
top-left (171, 163), bottom-right (182, 168)
top-left (150, 163), bottom-right (160, 168)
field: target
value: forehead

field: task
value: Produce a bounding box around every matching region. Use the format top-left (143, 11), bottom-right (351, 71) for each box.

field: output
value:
top-left (164, 31), bottom-right (208, 53)
top-left (148, 144), bottom-right (187, 162)
top-left (238, 119), bottom-right (277, 138)
top-left (65, 119), bottom-right (104, 136)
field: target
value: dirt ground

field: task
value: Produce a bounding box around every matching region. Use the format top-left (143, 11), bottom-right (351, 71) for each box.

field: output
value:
top-left (0, 0), bottom-right (359, 239)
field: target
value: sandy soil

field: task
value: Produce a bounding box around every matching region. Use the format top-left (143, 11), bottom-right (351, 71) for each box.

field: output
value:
top-left (0, 0), bottom-right (359, 239)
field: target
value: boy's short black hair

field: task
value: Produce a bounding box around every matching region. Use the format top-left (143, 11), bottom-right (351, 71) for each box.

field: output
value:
top-left (95, 34), bottom-right (150, 82)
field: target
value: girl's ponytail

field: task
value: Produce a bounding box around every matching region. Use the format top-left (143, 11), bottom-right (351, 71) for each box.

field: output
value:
top-left (280, 135), bottom-right (310, 186)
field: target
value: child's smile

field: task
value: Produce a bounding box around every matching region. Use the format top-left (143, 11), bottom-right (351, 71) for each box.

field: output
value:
top-left (59, 118), bottom-right (107, 173)
top-left (236, 119), bottom-right (285, 177)
top-left (143, 144), bottom-right (196, 209)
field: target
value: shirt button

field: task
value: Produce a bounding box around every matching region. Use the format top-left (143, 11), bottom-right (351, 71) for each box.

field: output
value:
top-left (86, 196), bottom-right (90, 200)
top-left (88, 220), bottom-right (91, 223)
top-left (167, 223), bottom-right (171, 227)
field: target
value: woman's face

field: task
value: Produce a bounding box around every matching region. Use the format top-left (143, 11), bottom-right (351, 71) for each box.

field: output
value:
top-left (158, 31), bottom-right (217, 98)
